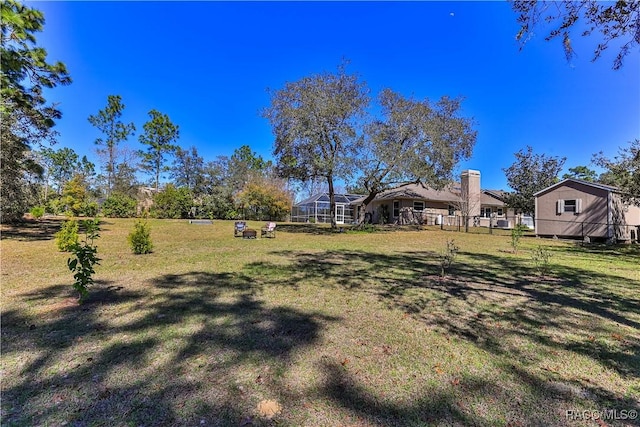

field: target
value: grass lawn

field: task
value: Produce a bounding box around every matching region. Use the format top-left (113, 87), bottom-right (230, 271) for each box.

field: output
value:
top-left (2, 218), bottom-right (639, 426)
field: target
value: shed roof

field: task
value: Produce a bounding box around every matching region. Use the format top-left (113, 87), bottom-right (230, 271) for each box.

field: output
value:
top-left (533, 178), bottom-right (619, 197)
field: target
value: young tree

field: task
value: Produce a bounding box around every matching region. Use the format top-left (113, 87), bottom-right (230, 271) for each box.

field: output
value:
top-left (503, 146), bottom-right (566, 220)
top-left (562, 165), bottom-right (598, 182)
top-left (88, 95), bottom-right (136, 195)
top-left (593, 139), bottom-right (640, 206)
top-left (451, 183), bottom-right (482, 233)
top-left (62, 174), bottom-right (90, 216)
top-left (138, 110), bottom-right (179, 192)
top-left (354, 89), bottom-right (476, 225)
top-left (1, 0), bottom-right (71, 221)
top-left (263, 63), bottom-right (369, 228)
top-left (512, 1), bottom-right (639, 70)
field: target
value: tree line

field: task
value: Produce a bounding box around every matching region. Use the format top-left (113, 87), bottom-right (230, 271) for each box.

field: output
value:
top-left (2, 0), bottom-right (637, 225)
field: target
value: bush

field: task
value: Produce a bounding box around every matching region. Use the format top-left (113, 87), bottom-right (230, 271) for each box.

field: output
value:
top-left (128, 220), bottom-right (153, 254)
top-left (102, 192), bottom-right (137, 218)
top-left (67, 218), bottom-right (101, 300)
top-left (81, 201), bottom-right (99, 217)
top-left (30, 206), bottom-right (45, 220)
top-left (46, 197), bottom-right (66, 215)
top-left (55, 219), bottom-right (79, 252)
top-left (151, 184), bottom-right (193, 219)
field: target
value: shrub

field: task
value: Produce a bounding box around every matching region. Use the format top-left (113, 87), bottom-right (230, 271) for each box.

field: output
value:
top-left (151, 184), bottom-right (193, 219)
top-left (55, 220), bottom-right (79, 252)
top-left (102, 192), bottom-right (137, 218)
top-left (128, 220), bottom-right (153, 254)
top-left (30, 206), bottom-right (45, 220)
top-left (531, 245), bottom-right (552, 276)
top-left (67, 218), bottom-right (101, 300)
top-left (81, 201), bottom-right (99, 217)
top-left (46, 197), bottom-right (66, 215)
top-left (439, 239), bottom-right (459, 278)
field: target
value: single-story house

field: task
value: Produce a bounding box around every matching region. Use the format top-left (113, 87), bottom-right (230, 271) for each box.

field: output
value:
top-left (355, 170), bottom-right (524, 228)
top-left (534, 178), bottom-right (640, 242)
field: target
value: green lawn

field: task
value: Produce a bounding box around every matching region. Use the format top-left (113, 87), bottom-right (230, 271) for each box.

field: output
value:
top-left (2, 219), bottom-right (639, 426)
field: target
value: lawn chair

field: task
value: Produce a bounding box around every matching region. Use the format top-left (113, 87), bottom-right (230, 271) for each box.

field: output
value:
top-left (261, 222), bottom-right (276, 238)
top-left (234, 221), bottom-right (247, 237)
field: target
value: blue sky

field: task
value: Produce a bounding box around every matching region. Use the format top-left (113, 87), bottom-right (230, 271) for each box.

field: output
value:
top-left (35, 1), bottom-right (639, 192)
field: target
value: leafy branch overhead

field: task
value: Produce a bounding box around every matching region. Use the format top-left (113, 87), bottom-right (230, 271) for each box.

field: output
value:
top-left (512, 0), bottom-right (640, 70)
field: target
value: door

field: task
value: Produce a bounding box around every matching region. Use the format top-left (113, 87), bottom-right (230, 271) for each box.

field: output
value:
top-left (335, 204), bottom-right (345, 224)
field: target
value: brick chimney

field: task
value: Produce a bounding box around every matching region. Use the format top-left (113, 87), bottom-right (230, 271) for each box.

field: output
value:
top-left (461, 170), bottom-right (481, 224)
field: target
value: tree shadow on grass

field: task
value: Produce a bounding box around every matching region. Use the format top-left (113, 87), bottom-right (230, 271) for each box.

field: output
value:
top-left (276, 223), bottom-right (341, 235)
top-left (551, 241), bottom-right (640, 264)
top-left (0, 218), bottom-right (63, 242)
top-left (247, 248), bottom-right (640, 421)
top-left (1, 218), bottom-right (115, 242)
top-left (2, 272), bottom-right (339, 426)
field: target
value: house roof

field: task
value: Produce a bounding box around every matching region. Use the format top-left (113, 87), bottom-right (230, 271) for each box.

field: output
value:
top-left (481, 191), bottom-right (506, 206)
top-left (533, 178), bottom-right (620, 197)
top-left (483, 189), bottom-right (508, 201)
top-left (357, 183), bottom-right (461, 204)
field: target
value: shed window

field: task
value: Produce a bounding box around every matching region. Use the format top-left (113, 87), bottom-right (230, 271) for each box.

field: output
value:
top-left (557, 199), bottom-right (582, 214)
top-left (564, 199), bottom-right (577, 213)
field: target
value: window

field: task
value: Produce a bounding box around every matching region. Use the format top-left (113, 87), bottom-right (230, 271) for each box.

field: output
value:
top-left (413, 201), bottom-right (424, 212)
top-left (448, 205), bottom-right (455, 216)
top-left (393, 200), bottom-right (399, 217)
top-left (564, 199), bottom-right (576, 213)
top-left (497, 208), bottom-right (504, 217)
top-left (557, 199), bottom-right (582, 214)
top-left (481, 207), bottom-right (491, 218)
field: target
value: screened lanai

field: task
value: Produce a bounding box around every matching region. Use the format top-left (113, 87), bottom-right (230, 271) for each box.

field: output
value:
top-left (291, 193), bottom-right (363, 224)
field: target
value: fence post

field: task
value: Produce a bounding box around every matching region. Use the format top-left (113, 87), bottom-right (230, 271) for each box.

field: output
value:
top-left (457, 215), bottom-right (460, 232)
top-left (489, 218), bottom-right (493, 235)
top-left (581, 222), bottom-right (584, 240)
